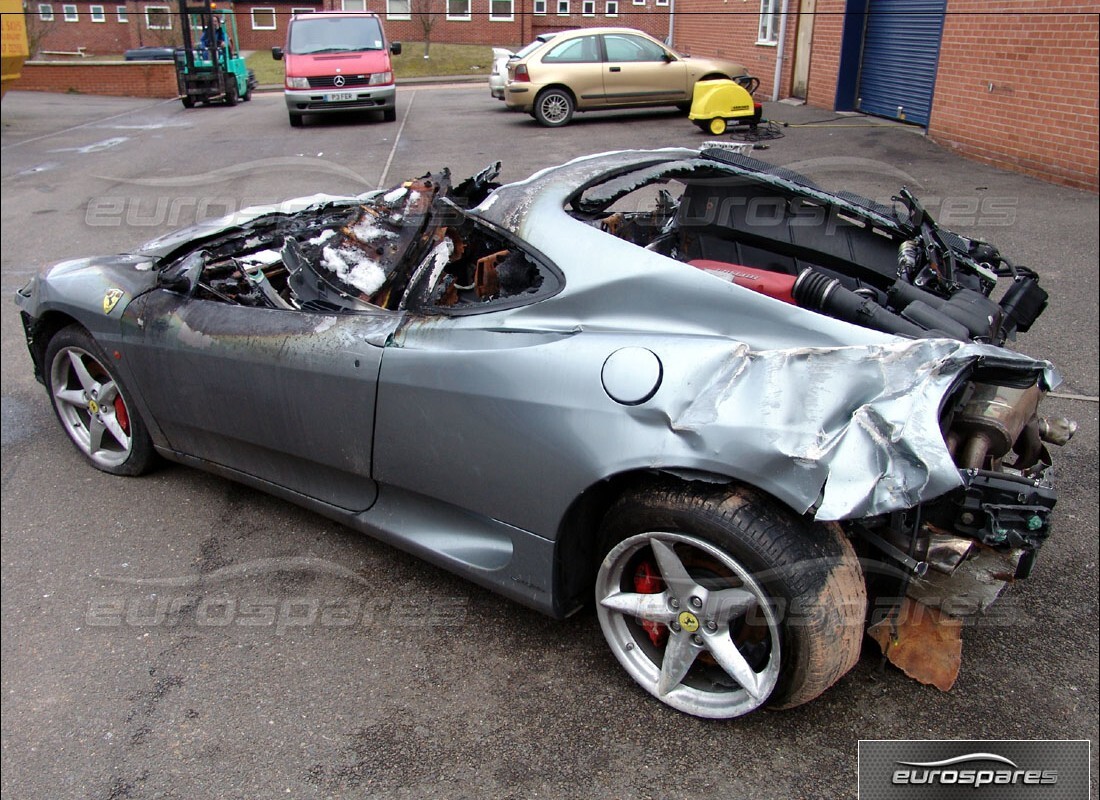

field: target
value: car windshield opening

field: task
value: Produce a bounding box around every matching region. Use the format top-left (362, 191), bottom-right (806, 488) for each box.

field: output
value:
top-left (289, 17), bottom-right (385, 55)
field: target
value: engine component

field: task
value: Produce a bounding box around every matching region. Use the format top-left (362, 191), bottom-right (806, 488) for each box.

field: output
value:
top-left (887, 280), bottom-right (1002, 341)
top-left (792, 269), bottom-right (929, 338)
top-left (952, 382), bottom-right (1043, 470)
top-left (999, 276), bottom-right (1049, 335)
top-left (688, 259), bottom-right (796, 303)
top-left (951, 469), bottom-right (1056, 549)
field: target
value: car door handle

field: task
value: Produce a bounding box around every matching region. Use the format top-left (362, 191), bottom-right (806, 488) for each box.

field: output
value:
top-left (608, 66), bottom-right (621, 72)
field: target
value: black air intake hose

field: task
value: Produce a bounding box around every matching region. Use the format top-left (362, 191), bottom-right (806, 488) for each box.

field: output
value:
top-left (792, 269), bottom-right (929, 338)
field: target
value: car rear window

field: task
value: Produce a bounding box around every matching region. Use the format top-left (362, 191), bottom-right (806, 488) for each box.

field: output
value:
top-left (514, 34), bottom-right (554, 59)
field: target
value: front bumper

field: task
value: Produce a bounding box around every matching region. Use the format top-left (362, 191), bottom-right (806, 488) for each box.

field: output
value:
top-left (283, 84), bottom-right (396, 115)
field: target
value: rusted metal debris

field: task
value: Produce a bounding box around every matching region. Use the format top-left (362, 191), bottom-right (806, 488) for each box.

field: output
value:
top-left (869, 597), bottom-right (963, 692)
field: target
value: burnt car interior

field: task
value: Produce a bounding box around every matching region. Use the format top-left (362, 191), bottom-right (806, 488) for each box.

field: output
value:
top-left (157, 163), bottom-right (550, 315)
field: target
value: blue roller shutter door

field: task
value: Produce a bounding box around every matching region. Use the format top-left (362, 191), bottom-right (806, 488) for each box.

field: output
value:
top-left (857, 0), bottom-right (947, 126)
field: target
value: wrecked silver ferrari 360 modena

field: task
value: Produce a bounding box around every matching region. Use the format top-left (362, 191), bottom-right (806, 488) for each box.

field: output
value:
top-left (17, 147), bottom-right (1073, 718)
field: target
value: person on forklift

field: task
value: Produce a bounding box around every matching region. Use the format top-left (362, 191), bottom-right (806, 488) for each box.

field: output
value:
top-left (200, 19), bottom-right (228, 58)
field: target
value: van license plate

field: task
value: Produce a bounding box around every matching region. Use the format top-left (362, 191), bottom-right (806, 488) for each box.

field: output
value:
top-left (324, 92), bottom-right (355, 102)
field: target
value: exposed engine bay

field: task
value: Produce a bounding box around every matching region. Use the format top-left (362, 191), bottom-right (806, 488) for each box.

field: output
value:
top-left (558, 147), bottom-right (1076, 689)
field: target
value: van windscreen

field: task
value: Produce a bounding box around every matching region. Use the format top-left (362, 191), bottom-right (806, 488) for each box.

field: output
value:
top-left (289, 17), bottom-right (385, 54)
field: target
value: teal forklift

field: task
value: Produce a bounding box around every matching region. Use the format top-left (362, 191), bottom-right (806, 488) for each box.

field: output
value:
top-left (175, 0), bottom-right (256, 108)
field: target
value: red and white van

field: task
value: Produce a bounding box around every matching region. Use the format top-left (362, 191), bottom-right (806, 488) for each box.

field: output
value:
top-left (272, 12), bottom-right (402, 128)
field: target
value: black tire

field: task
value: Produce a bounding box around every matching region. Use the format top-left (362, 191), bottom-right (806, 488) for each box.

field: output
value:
top-left (181, 95), bottom-right (195, 109)
top-left (44, 325), bottom-right (156, 477)
top-left (225, 80), bottom-right (238, 106)
top-left (241, 82), bottom-right (251, 102)
top-left (533, 87), bottom-right (574, 127)
top-left (595, 481), bottom-right (866, 718)
top-left (383, 106), bottom-right (397, 122)
top-left (289, 112), bottom-right (304, 128)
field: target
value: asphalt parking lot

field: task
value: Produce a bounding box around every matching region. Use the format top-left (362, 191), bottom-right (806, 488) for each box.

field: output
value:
top-left (2, 86), bottom-right (1098, 799)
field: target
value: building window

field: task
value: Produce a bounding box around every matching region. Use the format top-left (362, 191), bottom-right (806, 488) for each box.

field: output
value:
top-left (37, 3), bottom-right (54, 20)
top-left (116, 5), bottom-right (128, 21)
top-left (556, 0), bottom-right (568, 14)
top-left (581, 0), bottom-right (593, 14)
top-left (632, 0), bottom-right (644, 6)
top-left (291, 6), bottom-right (314, 13)
top-left (145, 5), bottom-right (172, 28)
top-left (89, 4), bottom-right (106, 20)
top-left (62, 4), bottom-right (78, 21)
top-left (447, 0), bottom-right (470, 19)
top-left (342, 0), bottom-right (365, 8)
top-left (386, 0), bottom-right (410, 18)
top-left (758, 0), bottom-right (779, 44)
top-left (251, 7), bottom-right (276, 29)
top-left (489, 0), bottom-right (512, 20)
top-left (655, 0), bottom-right (667, 5)
top-left (604, 0), bottom-right (617, 14)
top-left (533, 0), bottom-right (545, 12)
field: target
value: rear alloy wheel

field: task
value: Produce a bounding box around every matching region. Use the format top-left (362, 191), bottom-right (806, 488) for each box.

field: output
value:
top-left (534, 88), bottom-right (574, 127)
top-left (45, 326), bottom-right (155, 476)
top-left (596, 483), bottom-right (866, 718)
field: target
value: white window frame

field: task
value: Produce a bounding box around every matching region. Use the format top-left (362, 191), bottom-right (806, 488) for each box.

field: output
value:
top-left (116, 4), bottom-right (128, 21)
top-left (62, 3), bottom-right (78, 21)
top-left (757, 0), bottom-right (779, 44)
top-left (489, 0), bottom-right (513, 21)
top-left (89, 4), bottom-right (106, 21)
top-left (655, 0), bottom-right (667, 5)
top-left (632, 0), bottom-right (644, 6)
top-left (37, 3), bottom-right (54, 20)
top-left (447, 0), bottom-right (471, 20)
top-left (386, 0), bottom-right (410, 19)
top-left (145, 5), bottom-right (171, 28)
top-left (291, 6), bottom-right (314, 13)
top-left (556, 0), bottom-right (568, 14)
top-left (250, 6), bottom-right (276, 29)
top-left (341, 0), bottom-right (365, 8)
top-left (604, 0), bottom-right (617, 14)
top-left (533, 0), bottom-right (546, 12)
top-left (581, 0), bottom-right (593, 14)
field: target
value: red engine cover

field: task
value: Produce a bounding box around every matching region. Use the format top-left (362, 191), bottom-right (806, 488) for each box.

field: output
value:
top-left (689, 259), bottom-right (797, 305)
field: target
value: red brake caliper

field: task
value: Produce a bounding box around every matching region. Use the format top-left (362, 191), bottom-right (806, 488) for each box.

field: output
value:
top-left (633, 561), bottom-right (668, 647)
top-left (113, 395), bottom-right (131, 435)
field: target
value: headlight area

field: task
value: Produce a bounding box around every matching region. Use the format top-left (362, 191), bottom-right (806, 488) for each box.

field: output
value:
top-left (851, 364), bottom-right (1076, 692)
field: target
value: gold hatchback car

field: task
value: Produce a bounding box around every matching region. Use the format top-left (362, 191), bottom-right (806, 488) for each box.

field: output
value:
top-left (505, 28), bottom-right (749, 127)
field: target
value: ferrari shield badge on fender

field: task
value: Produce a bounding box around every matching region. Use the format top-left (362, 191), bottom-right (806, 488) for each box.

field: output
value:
top-left (103, 288), bottom-right (124, 315)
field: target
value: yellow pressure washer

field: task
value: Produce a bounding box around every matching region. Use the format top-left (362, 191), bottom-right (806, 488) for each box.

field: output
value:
top-left (688, 76), bottom-right (763, 136)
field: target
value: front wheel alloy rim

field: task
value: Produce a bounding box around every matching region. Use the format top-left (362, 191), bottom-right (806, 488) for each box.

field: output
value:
top-left (596, 531), bottom-right (781, 718)
top-left (50, 346), bottom-right (133, 468)
top-left (538, 93), bottom-right (570, 124)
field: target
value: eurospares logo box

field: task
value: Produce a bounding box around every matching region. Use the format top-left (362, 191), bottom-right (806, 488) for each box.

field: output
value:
top-left (858, 740), bottom-right (1090, 799)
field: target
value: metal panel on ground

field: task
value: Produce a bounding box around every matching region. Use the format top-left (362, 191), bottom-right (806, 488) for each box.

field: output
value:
top-left (857, 0), bottom-right (946, 126)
